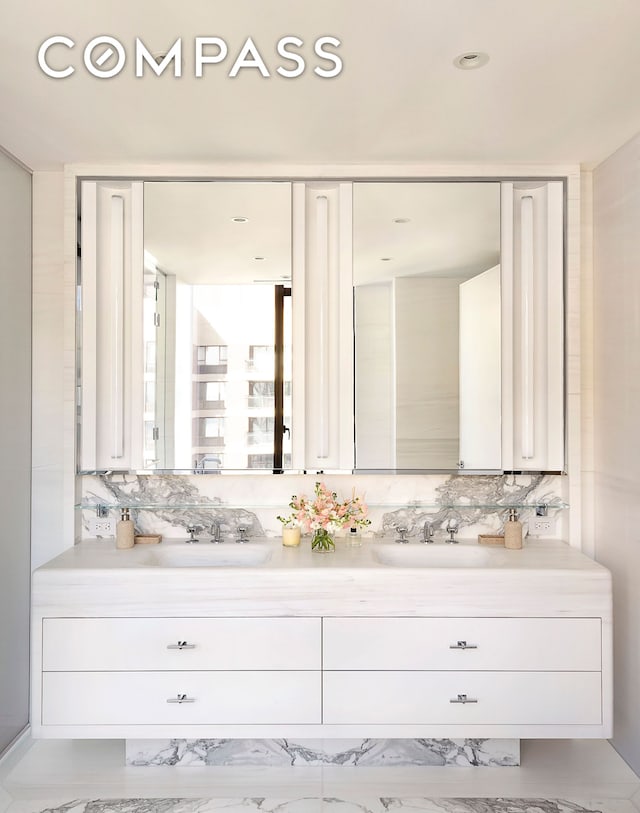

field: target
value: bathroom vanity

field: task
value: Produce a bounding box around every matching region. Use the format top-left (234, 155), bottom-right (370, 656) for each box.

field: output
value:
top-left (31, 538), bottom-right (612, 740)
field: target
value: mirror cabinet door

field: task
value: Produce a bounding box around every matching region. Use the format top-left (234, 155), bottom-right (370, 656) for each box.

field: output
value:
top-left (353, 182), bottom-right (502, 471)
top-left (352, 180), bottom-right (564, 473)
top-left (292, 182), bottom-right (354, 472)
top-left (79, 181), bottom-right (144, 471)
top-left (500, 182), bottom-right (565, 472)
top-left (80, 180), bottom-right (293, 473)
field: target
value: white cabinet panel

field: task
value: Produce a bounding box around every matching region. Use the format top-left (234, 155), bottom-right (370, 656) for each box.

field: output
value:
top-left (292, 183), bottom-right (354, 470)
top-left (323, 671), bottom-right (601, 725)
top-left (323, 617), bottom-right (601, 671)
top-left (43, 617), bottom-right (321, 671)
top-left (501, 181), bottom-right (565, 472)
top-left (43, 671), bottom-right (321, 726)
top-left (80, 181), bottom-right (144, 471)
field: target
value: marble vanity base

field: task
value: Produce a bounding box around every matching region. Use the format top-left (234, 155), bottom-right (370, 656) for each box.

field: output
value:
top-left (125, 738), bottom-right (520, 767)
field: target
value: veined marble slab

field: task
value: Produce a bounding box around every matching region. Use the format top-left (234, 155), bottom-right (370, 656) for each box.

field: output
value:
top-left (17, 798), bottom-right (636, 813)
top-left (125, 739), bottom-right (520, 768)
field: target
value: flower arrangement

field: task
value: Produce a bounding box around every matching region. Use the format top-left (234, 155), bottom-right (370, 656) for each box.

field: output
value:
top-left (278, 482), bottom-right (371, 551)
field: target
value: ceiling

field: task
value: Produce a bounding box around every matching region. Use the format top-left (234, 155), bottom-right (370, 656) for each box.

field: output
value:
top-left (353, 182), bottom-right (500, 283)
top-left (144, 180), bottom-right (499, 286)
top-left (1, 0), bottom-right (640, 170)
top-left (144, 181), bottom-right (292, 284)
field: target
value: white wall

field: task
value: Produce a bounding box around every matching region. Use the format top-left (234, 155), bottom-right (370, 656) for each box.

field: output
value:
top-left (354, 283), bottom-right (395, 468)
top-left (31, 171), bottom-right (66, 569)
top-left (593, 132), bottom-right (640, 774)
top-left (0, 148), bottom-right (31, 753)
top-left (395, 276), bottom-right (461, 469)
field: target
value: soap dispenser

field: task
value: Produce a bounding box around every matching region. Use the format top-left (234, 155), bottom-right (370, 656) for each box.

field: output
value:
top-left (504, 508), bottom-right (523, 550)
top-left (116, 508), bottom-right (135, 550)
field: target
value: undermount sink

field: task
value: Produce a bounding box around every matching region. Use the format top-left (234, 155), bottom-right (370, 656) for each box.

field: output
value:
top-left (143, 543), bottom-right (272, 568)
top-left (374, 543), bottom-right (494, 568)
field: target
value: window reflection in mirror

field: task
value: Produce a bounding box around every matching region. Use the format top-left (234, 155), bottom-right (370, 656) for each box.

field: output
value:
top-left (143, 182), bottom-right (292, 472)
top-left (353, 182), bottom-right (501, 472)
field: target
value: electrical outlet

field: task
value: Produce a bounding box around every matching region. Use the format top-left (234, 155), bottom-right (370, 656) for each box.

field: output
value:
top-left (87, 516), bottom-right (116, 537)
top-left (527, 517), bottom-right (557, 537)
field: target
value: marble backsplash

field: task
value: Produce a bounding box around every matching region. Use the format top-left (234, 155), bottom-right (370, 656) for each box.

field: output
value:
top-left (125, 738), bottom-right (520, 767)
top-left (80, 473), bottom-right (567, 542)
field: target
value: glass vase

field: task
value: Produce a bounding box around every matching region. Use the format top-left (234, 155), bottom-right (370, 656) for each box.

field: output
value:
top-left (311, 528), bottom-right (335, 552)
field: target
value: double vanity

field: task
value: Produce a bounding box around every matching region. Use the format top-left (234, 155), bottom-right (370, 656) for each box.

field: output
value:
top-left (31, 537), bottom-right (612, 741)
top-left (45, 170), bottom-right (610, 750)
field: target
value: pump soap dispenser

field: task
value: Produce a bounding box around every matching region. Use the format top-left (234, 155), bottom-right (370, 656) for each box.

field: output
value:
top-left (116, 508), bottom-right (135, 550)
top-left (504, 509), bottom-right (523, 550)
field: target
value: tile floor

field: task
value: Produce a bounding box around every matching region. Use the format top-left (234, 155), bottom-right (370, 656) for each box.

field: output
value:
top-left (0, 739), bottom-right (638, 813)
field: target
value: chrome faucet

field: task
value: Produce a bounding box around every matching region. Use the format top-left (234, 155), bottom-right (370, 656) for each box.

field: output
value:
top-left (395, 526), bottom-right (409, 544)
top-left (186, 526), bottom-right (199, 544)
top-left (445, 519), bottom-right (459, 544)
top-left (209, 522), bottom-right (222, 544)
top-left (422, 522), bottom-right (435, 543)
top-left (237, 526), bottom-right (249, 544)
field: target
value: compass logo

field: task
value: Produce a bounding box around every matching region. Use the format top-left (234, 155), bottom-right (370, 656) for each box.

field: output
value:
top-left (37, 35), bottom-right (343, 79)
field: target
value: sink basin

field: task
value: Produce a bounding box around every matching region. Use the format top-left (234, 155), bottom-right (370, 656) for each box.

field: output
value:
top-left (374, 544), bottom-right (494, 568)
top-left (143, 543), bottom-right (272, 568)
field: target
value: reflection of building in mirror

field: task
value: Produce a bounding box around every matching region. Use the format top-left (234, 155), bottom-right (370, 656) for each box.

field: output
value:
top-left (143, 280), bottom-right (292, 471)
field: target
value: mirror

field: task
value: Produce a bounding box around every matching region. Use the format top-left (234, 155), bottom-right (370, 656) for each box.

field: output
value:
top-left (79, 177), bottom-right (563, 475)
top-left (353, 182), bottom-right (501, 471)
top-left (143, 181), bottom-right (293, 471)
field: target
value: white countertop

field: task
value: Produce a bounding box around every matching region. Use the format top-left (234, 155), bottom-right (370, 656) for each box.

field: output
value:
top-left (37, 535), bottom-right (602, 572)
top-left (32, 537), bottom-right (611, 619)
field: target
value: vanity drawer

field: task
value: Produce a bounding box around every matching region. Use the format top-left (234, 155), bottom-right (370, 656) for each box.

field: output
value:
top-left (322, 618), bottom-right (601, 671)
top-left (42, 670), bottom-right (321, 726)
top-left (323, 671), bottom-right (602, 725)
top-left (43, 618), bottom-right (321, 671)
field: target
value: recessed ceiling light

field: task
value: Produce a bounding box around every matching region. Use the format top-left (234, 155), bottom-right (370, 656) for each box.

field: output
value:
top-left (231, 216), bottom-right (249, 223)
top-left (454, 52), bottom-right (490, 70)
top-left (381, 257), bottom-right (392, 262)
top-left (393, 218), bottom-right (411, 224)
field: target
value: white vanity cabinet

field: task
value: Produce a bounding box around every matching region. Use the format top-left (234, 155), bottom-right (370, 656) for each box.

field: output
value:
top-left (32, 537), bottom-right (612, 738)
top-left (34, 610), bottom-right (609, 738)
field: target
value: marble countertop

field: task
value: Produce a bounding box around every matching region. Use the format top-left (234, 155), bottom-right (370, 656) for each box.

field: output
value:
top-left (32, 538), bottom-right (612, 618)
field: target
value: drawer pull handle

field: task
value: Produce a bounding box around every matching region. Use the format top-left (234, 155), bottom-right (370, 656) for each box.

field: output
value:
top-left (449, 640), bottom-right (478, 650)
top-left (167, 641), bottom-right (196, 650)
top-left (166, 694), bottom-right (195, 704)
top-left (450, 693), bottom-right (478, 704)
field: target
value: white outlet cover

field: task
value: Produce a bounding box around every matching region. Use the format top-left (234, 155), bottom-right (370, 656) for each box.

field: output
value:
top-left (87, 517), bottom-right (116, 537)
top-left (527, 517), bottom-right (558, 537)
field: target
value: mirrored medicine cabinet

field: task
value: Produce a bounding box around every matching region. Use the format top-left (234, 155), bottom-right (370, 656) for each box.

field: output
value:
top-left (77, 177), bottom-right (565, 475)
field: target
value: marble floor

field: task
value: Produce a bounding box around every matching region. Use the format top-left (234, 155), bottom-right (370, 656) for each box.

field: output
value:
top-left (1, 739), bottom-right (639, 813)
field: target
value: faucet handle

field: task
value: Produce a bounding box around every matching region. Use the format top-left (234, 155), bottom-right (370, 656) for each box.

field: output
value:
top-left (395, 526), bottom-right (409, 544)
top-left (186, 526), bottom-right (199, 544)
top-left (237, 526), bottom-right (249, 544)
top-left (445, 519), bottom-right (459, 544)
